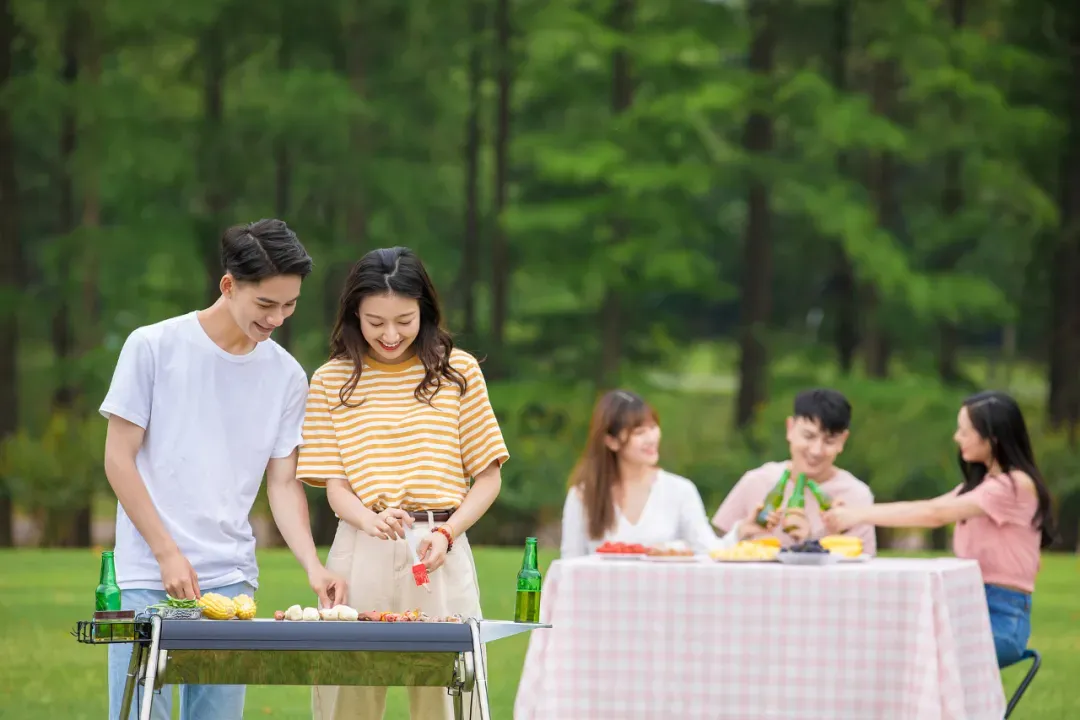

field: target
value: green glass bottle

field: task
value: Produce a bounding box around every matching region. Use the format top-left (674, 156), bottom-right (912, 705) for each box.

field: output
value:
top-left (514, 537), bottom-right (542, 624)
top-left (782, 473), bottom-right (808, 532)
top-left (95, 550), bottom-right (122, 612)
top-left (755, 468), bottom-right (791, 526)
top-left (806, 479), bottom-right (832, 511)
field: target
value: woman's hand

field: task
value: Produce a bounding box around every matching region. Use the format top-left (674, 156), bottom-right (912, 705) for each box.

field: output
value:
top-left (417, 529), bottom-right (450, 572)
top-left (823, 502), bottom-right (857, 534)
top-left (358, 508), bottom-right (414, 540)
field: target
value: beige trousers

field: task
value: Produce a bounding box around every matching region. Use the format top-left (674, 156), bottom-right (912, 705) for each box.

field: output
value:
top-left (312, 517), bottom-right (484, 720)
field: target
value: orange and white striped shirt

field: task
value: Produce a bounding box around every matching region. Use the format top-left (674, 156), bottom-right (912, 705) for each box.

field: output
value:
top-left (296, 349), bottom-right (509, 510)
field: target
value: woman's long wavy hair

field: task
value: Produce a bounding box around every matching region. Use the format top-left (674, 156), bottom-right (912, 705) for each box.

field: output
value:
top-left (956, 390), bottom-right (1056, 549)
top-left (329, 247), bottom-right (466, 408)
top-left (568, 390), bottom-right (660, 540)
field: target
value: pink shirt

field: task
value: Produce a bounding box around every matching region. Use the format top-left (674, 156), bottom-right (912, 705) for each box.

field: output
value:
top-left (952, 473), bottom-right (1041, 593)
top-left (711, 461), bottom-right (877, 555)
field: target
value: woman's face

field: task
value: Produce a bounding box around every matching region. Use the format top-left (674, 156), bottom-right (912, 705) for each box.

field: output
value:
top-left (954, 406), bottom-right (993, 465)
top-left (607, 421), bottom-right (661, 467)
top-left (358, 293), bottom-right (420, 364)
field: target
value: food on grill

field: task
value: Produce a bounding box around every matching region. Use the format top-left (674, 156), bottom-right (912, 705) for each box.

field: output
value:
top-left (785, 539), bottom-right (829, 554)
top-left (233, 594), bottom-right (257, 620)
top-left (710, 540), bottom-right (780, 562)
top-left (198, 593), bottom-right (237, 620)
top-left (595, 541), bottom-right (648, 555)
top-left (272, 605), bottom-right (464, 622)
top-left (336, 605), bottom-right (360, 621)
top-left (820, 535), bottom-right (863, 558)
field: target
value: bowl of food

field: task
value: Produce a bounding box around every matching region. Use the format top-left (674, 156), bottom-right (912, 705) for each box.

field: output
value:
top-left (777, 539), bottom-right (838, 566)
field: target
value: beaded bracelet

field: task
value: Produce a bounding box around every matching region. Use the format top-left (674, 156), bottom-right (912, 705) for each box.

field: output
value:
top-left (434, 525), bottom-right (454, 552)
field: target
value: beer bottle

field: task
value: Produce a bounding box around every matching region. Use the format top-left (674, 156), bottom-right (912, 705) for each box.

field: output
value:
top-left (782, 473), bottom-right (808, 533)
top-left (514, 537), bottom-right (542, 624)
top-left (806, 479), bottom-right (832, 511)
top-left (95, 550), bottom-right (122, 612)
top-left (755, 468), bottom-right (791, 527)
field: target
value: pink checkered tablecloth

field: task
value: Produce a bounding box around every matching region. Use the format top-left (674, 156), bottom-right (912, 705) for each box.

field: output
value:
top-left (514, 556), bottom-right (1006, 720)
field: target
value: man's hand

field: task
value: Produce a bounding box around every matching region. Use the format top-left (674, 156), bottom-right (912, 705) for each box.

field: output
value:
top-left (159, 549), bottom-right (201, 599)
top-left (308, 565), bottom-right (348, 609)
top-left (782, 511), bottom-right (811, 543)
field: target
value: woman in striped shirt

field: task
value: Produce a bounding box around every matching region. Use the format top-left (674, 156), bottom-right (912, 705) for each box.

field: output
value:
top-left (298, 247), bottom-right (509, 720)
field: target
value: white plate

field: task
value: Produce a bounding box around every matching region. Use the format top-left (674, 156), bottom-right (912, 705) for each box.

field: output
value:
top-left (594, 553), bottom-right (647, 560)
top-left (642, 554), bottom-right (701, 563)
top-left (836, 553), bottom-right (872, 563)
top-left (776, 552), bottom-right (838, 566)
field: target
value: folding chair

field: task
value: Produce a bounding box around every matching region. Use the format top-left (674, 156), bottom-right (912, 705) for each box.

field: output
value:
top-left (1003, 648), bottom-right (1041, 719)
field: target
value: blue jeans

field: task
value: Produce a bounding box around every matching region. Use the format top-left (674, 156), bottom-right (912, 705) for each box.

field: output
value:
top-left (108, 582), bottom-right (252, 720)
top-left (985, 584), bottom-right (1032, 669)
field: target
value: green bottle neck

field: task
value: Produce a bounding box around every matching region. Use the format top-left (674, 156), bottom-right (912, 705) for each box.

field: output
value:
top-left (521, 541), bottom-right (538, 571)
top-left (99, 553), bottom-right (118, 585)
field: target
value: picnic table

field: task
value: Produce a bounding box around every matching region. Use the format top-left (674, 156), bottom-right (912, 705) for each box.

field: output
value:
top-left (515, 555), bottom-right (1005, 719)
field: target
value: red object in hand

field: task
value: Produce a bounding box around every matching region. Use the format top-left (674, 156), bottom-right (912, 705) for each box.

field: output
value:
top-left (412, 562), bottom-right (429, 587)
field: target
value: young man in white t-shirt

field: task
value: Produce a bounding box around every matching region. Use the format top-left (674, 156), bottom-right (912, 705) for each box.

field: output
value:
top-left (100, 219), bottom-right (347, 720)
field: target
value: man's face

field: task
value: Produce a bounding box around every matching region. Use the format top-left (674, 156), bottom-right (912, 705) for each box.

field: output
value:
top-left (224, 274), bottom-right (302, 343)
top-left (785, 416), bottom-right (848, 478)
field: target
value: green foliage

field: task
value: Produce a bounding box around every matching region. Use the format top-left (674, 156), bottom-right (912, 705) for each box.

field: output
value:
top-left (0, 410), bottom-right (106, 514)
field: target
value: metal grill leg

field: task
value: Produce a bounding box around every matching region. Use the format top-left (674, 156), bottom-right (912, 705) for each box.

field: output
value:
top-left (450, 650), bottom-right (475, 720)
top-left (118, 642), bottom-right (144, 720)
top-left (467, 619), bottom-right (490, 720)
top-left (138, 615), bottom-right (163, 720)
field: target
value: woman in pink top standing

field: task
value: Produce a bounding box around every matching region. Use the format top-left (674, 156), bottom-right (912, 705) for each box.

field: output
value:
top-left (824, 390), bottom-right (1055, 668)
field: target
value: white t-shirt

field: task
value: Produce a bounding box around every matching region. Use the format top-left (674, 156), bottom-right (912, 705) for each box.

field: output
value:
top-left (99, 311), bottom-right (309, 591)
top-left (559, 469), bottom-right (740, 558)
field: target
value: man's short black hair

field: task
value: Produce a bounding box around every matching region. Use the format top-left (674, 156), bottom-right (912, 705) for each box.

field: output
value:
top-left (220, 218), bottom-right (313, 283)
top-left (792, 388), bottom-right (851, 435)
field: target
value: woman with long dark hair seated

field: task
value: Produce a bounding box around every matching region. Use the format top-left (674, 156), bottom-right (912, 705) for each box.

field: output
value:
top-left (560, 389), bottom-right (752, 558)
top-left (824, 390), bottom-right (1055, 668)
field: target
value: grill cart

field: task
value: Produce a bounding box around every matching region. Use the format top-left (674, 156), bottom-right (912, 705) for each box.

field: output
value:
top-left (75, 611), bottom-right (549, 720)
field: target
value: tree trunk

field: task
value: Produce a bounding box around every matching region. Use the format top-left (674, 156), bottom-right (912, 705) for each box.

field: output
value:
top-left (936, 0), bottom-right (965, 386)
top-left (734, 0), bottom-right (775, 429)
top-left (274, 9), bottom-right (293, 355)
top-left (599, 0), bottom-right (634, 387)
top-left (831, 0), bottom-right (857, 374)
top-left (1048, 12), bottom-right (1080, 434)
top-left (0, 0), bottom-right (19, 547)
top-left (459, 0), bottom-right (484, 347)
top-left (202, 23), bottom-right (227, 302)
top-left (489, 0), bottom-right (512, 376)
top-left (862, 56), bottom-right (898, 379)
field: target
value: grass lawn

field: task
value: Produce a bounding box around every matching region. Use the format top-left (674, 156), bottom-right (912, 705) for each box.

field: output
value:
top-left (1, 548), bottom-right (1076, 719)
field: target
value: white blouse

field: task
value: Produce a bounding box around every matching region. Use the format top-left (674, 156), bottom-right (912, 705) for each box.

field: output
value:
top-left (559, 469), bottom-right (741, 558)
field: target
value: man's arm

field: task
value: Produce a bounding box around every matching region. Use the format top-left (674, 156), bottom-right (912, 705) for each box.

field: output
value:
top-left (266, 451), bottom-right (347, 608)
top-left (103, 415), bottom-right (199, 598)
top-left (266, 450), bottom-right (324, 575)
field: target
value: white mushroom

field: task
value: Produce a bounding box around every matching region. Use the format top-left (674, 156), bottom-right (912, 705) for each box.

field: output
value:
top-left (335, 605), bottom-right (359, 622)
top-left (284, 605), bottom-right (303, 622)
top-left (302, 607), bottom-right (320, 621)
top-left (319, 606), bottom-right (340, 621)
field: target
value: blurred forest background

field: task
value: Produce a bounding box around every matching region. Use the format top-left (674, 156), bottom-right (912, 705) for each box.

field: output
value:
top-left (1, 0), bottom-right (1079, 553)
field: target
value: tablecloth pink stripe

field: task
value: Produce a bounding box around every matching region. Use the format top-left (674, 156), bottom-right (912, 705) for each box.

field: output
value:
top-left (514, 557), bottom-right (1006, 720)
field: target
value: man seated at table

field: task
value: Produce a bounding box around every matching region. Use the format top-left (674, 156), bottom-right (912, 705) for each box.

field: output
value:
top-left (711, 388), bottom-right (877, 554)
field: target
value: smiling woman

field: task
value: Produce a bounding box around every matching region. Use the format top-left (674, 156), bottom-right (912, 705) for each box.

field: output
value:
top-left (558, 389), bottom-right (746, 558)
top-left (297, 246), bottom-right (509, 720)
